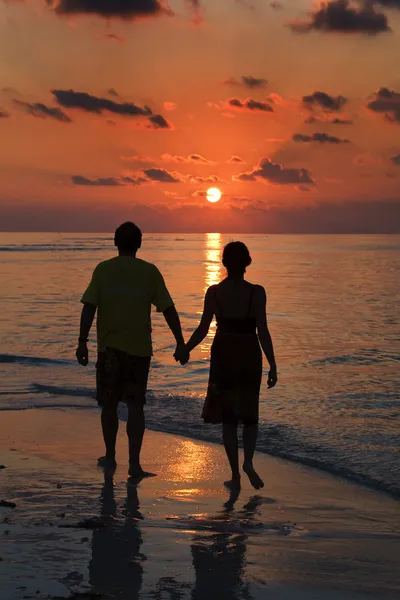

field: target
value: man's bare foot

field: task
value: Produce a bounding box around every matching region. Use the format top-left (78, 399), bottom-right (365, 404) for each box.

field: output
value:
top-left (97, 456), bottom-right (117, 471)
top-left (224, 476), bottom-right (241, 492)
top-left (243, 462), bottom-right (264, 490)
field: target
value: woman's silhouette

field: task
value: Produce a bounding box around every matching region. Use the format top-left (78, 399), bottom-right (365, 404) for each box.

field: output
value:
top-left (183, 241), bottom-right (277, 491)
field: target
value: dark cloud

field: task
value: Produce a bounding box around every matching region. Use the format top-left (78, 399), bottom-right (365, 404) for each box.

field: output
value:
top-left (304, 114), bottom-right (353, 125)
top-left (72, 174), bottom-right (146, 186)
top-left (303, 91), bottom-right (347, 112)
top-left (147, 114), bottom-right (172, 129)
top-left (190, 175), bottom-right (224, 184)
top-left (331, 117), bottom-right (353, 124)
top-left (161, 154), bottom-right (213, 164)
top-left (391, 153), bottom-right (400, 165)
top-left (234, 158), bottom-right (314, 185)
top-left (293, 132), bottom-right (350, 144)
top-left (367, 88), bottom-right (400, 123)
top-left (227, 156), bottom-right (245, 163)
top-left (291, 0), bottom-right (390, 35)
top-left (224, 76), bottom-right (268, 89)
top-left (49, 0), bottom-right (172, 19)
top-left (228, 98), bottom-right (273, 112)
top-left (0, 108), bottom-right (10, 118)
top-left (190, 154), bottom-right (212, 163)
top-left (106, 33), bottom-right (124, 42)
top-left (52, 89), bottom-right (152, 117)
top-left (13, 99), bottom-right (72, 123)
top-left (72, 176), bottom-right (122, 186)
top-left (371, 0), bottom-right (400, 8)
top-left (143, 168), bottom-right (182, 183)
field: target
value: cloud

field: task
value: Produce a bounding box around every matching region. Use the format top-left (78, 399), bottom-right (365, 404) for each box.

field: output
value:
top-left (106, 33), bottom-right (124, 42)
top-left (234, 158), bottom-right (314, 185)
top-left (189, 175), bottom-right (225, 184)
top-left (164, 101), bottom-right (177, 111)
top-left (210, 98), bottom-right (274, 113)
top-left (121, 154), bottom-right (153, 163)
top-left (331, 117), bottom-right (353, 124)
top-left (108, 88), bottom-right (120, 98)
top-left (143, 168), bottom-right (182, 183)
top-left (13, 99), bottom-right (72, 123)
top-left (303, 91), bottom-right (347, 112)
top-left (223, 76), bottom-right (268, 89)
top-left (0, 108), bottom-right (10, 118)
top-left (371, 0), bottom-right (400, 8)
top-left (228, 98), bottom-right (273, 112)
top-left (391, 153), bottom-right (400, 165)
top-left (304, 115), bottom-right (353, 124)
top-left (161, 153), bottom-right (214, 164)
top-left (71, 175), bottom-right (145, 186)
top-left (227, 156), bottom-right (245, 164)
top-left (293, 132), bottom-right (350, 143)
top-left (147, 114), bottom-right (172, 129)
top-left (367, 88), bottom-right (400, 123)
top-left (290, 0), bottom-right (390, 35)
top-left (48, 0), bottom-right (172, 20)
top-left (52, 89), bottom-right (152, 117)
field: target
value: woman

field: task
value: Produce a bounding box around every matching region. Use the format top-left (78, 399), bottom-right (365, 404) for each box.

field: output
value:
top-left (183, 241), bottom-right (277, 491)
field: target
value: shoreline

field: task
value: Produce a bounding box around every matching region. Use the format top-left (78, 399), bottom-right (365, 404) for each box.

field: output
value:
top-left (0, 402), bottom-right (398, 501)
top-left (1, 408), bottom-right (399, 600)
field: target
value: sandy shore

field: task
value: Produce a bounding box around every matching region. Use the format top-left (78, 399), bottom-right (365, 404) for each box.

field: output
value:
top-left (0, 408), bottom-right (399, 600)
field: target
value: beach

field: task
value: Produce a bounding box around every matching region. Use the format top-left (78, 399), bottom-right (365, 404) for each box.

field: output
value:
top-left (1, 408), bottom-right (399, 600)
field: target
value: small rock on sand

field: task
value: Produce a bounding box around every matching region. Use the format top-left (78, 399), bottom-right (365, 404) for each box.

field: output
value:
top-left (0, 465), bottom-right (6, 469)
top-left (0, 500), bottom-right (17, 508)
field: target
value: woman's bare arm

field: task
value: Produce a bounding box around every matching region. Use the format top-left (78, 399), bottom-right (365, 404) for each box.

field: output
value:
top-left (255, 286), bottom-right (277, 387)
top-left (185, 287), bottom-right (215, 353)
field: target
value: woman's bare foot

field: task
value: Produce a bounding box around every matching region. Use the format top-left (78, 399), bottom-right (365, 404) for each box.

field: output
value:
top-left (224, 475), bottom-right (241, 492)
top-left (128, 464), bottom-right (156, 479)
top-left (243, 462), bottom-right (264, 490)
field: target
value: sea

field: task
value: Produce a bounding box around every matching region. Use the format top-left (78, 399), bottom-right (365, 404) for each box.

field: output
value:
top-left (0, 233), bottom-right (399, 498)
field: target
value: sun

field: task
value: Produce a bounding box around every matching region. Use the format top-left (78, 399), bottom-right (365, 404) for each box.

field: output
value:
top-left (206, 187), bottom-right (222, 203)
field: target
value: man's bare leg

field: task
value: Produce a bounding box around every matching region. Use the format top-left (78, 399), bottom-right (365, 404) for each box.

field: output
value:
top-left (98, 404), bottom-right (118, 469)
top-left (222, 423), bottom-right (241, 491)
top-left (127, 403), bottom-right (146, 477)
top-left (242, 423), bottom-right (264, 489)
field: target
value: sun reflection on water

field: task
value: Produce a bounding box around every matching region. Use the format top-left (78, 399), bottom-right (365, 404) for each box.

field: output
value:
top-left (202, 233), bottom-right (222, 350)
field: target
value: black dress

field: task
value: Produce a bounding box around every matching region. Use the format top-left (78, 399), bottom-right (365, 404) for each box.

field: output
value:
top-left (201, 285), bottom-right (262, 425)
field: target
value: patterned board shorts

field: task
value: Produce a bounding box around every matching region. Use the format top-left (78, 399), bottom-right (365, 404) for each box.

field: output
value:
top-left (96, 347), bottom-right (151, 407)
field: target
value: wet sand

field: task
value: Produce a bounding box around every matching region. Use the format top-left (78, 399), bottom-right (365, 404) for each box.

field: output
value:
top-left (0, 408), bottom-right (399, 600)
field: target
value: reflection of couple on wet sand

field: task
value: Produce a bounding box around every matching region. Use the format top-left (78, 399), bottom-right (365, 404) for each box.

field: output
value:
top-left (76, 221), bottom-right (277, 491)
top-left (90, 473), bottom-right (264, 600)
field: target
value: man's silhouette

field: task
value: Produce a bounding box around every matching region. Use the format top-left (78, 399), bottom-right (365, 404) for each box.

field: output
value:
top-left (76, 222), bottom-right (188, 479)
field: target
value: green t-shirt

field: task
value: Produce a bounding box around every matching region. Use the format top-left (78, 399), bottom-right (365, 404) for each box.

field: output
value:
top-left (81, 256), bottom-right (173, 357)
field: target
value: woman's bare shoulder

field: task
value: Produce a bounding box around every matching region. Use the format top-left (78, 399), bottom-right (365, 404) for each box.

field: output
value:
top-left (251, 283), bottom-right (266, 293)
top-left (251, 283), bottom-right (267, 301)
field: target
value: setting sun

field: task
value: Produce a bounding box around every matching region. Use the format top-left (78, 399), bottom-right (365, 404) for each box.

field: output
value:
top-left (206, 188), bottom-right (222, 203)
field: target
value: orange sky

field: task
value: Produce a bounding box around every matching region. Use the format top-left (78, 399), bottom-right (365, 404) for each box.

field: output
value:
top-left (1, 0), bottom-right (400, 232)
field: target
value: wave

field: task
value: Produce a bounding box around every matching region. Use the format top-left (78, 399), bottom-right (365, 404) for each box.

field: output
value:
top-left (0, 354), bottom-right (72, 366)
top-left (312, 350), bottom-right (400, 367)
top-left (0, 246), bottom-right (107, 252)
top-left (2, 382), bottom-right (398, 499)
top-left (31, 383), bottom-right (95, 397)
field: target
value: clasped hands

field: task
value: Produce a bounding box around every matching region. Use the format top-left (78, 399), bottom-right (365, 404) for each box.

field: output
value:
top-left (174, 342), bottom-right (190, 366)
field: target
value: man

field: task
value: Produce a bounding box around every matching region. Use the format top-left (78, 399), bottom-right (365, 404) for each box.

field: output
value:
top-left (76, 222), bottom-right (188, 479)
